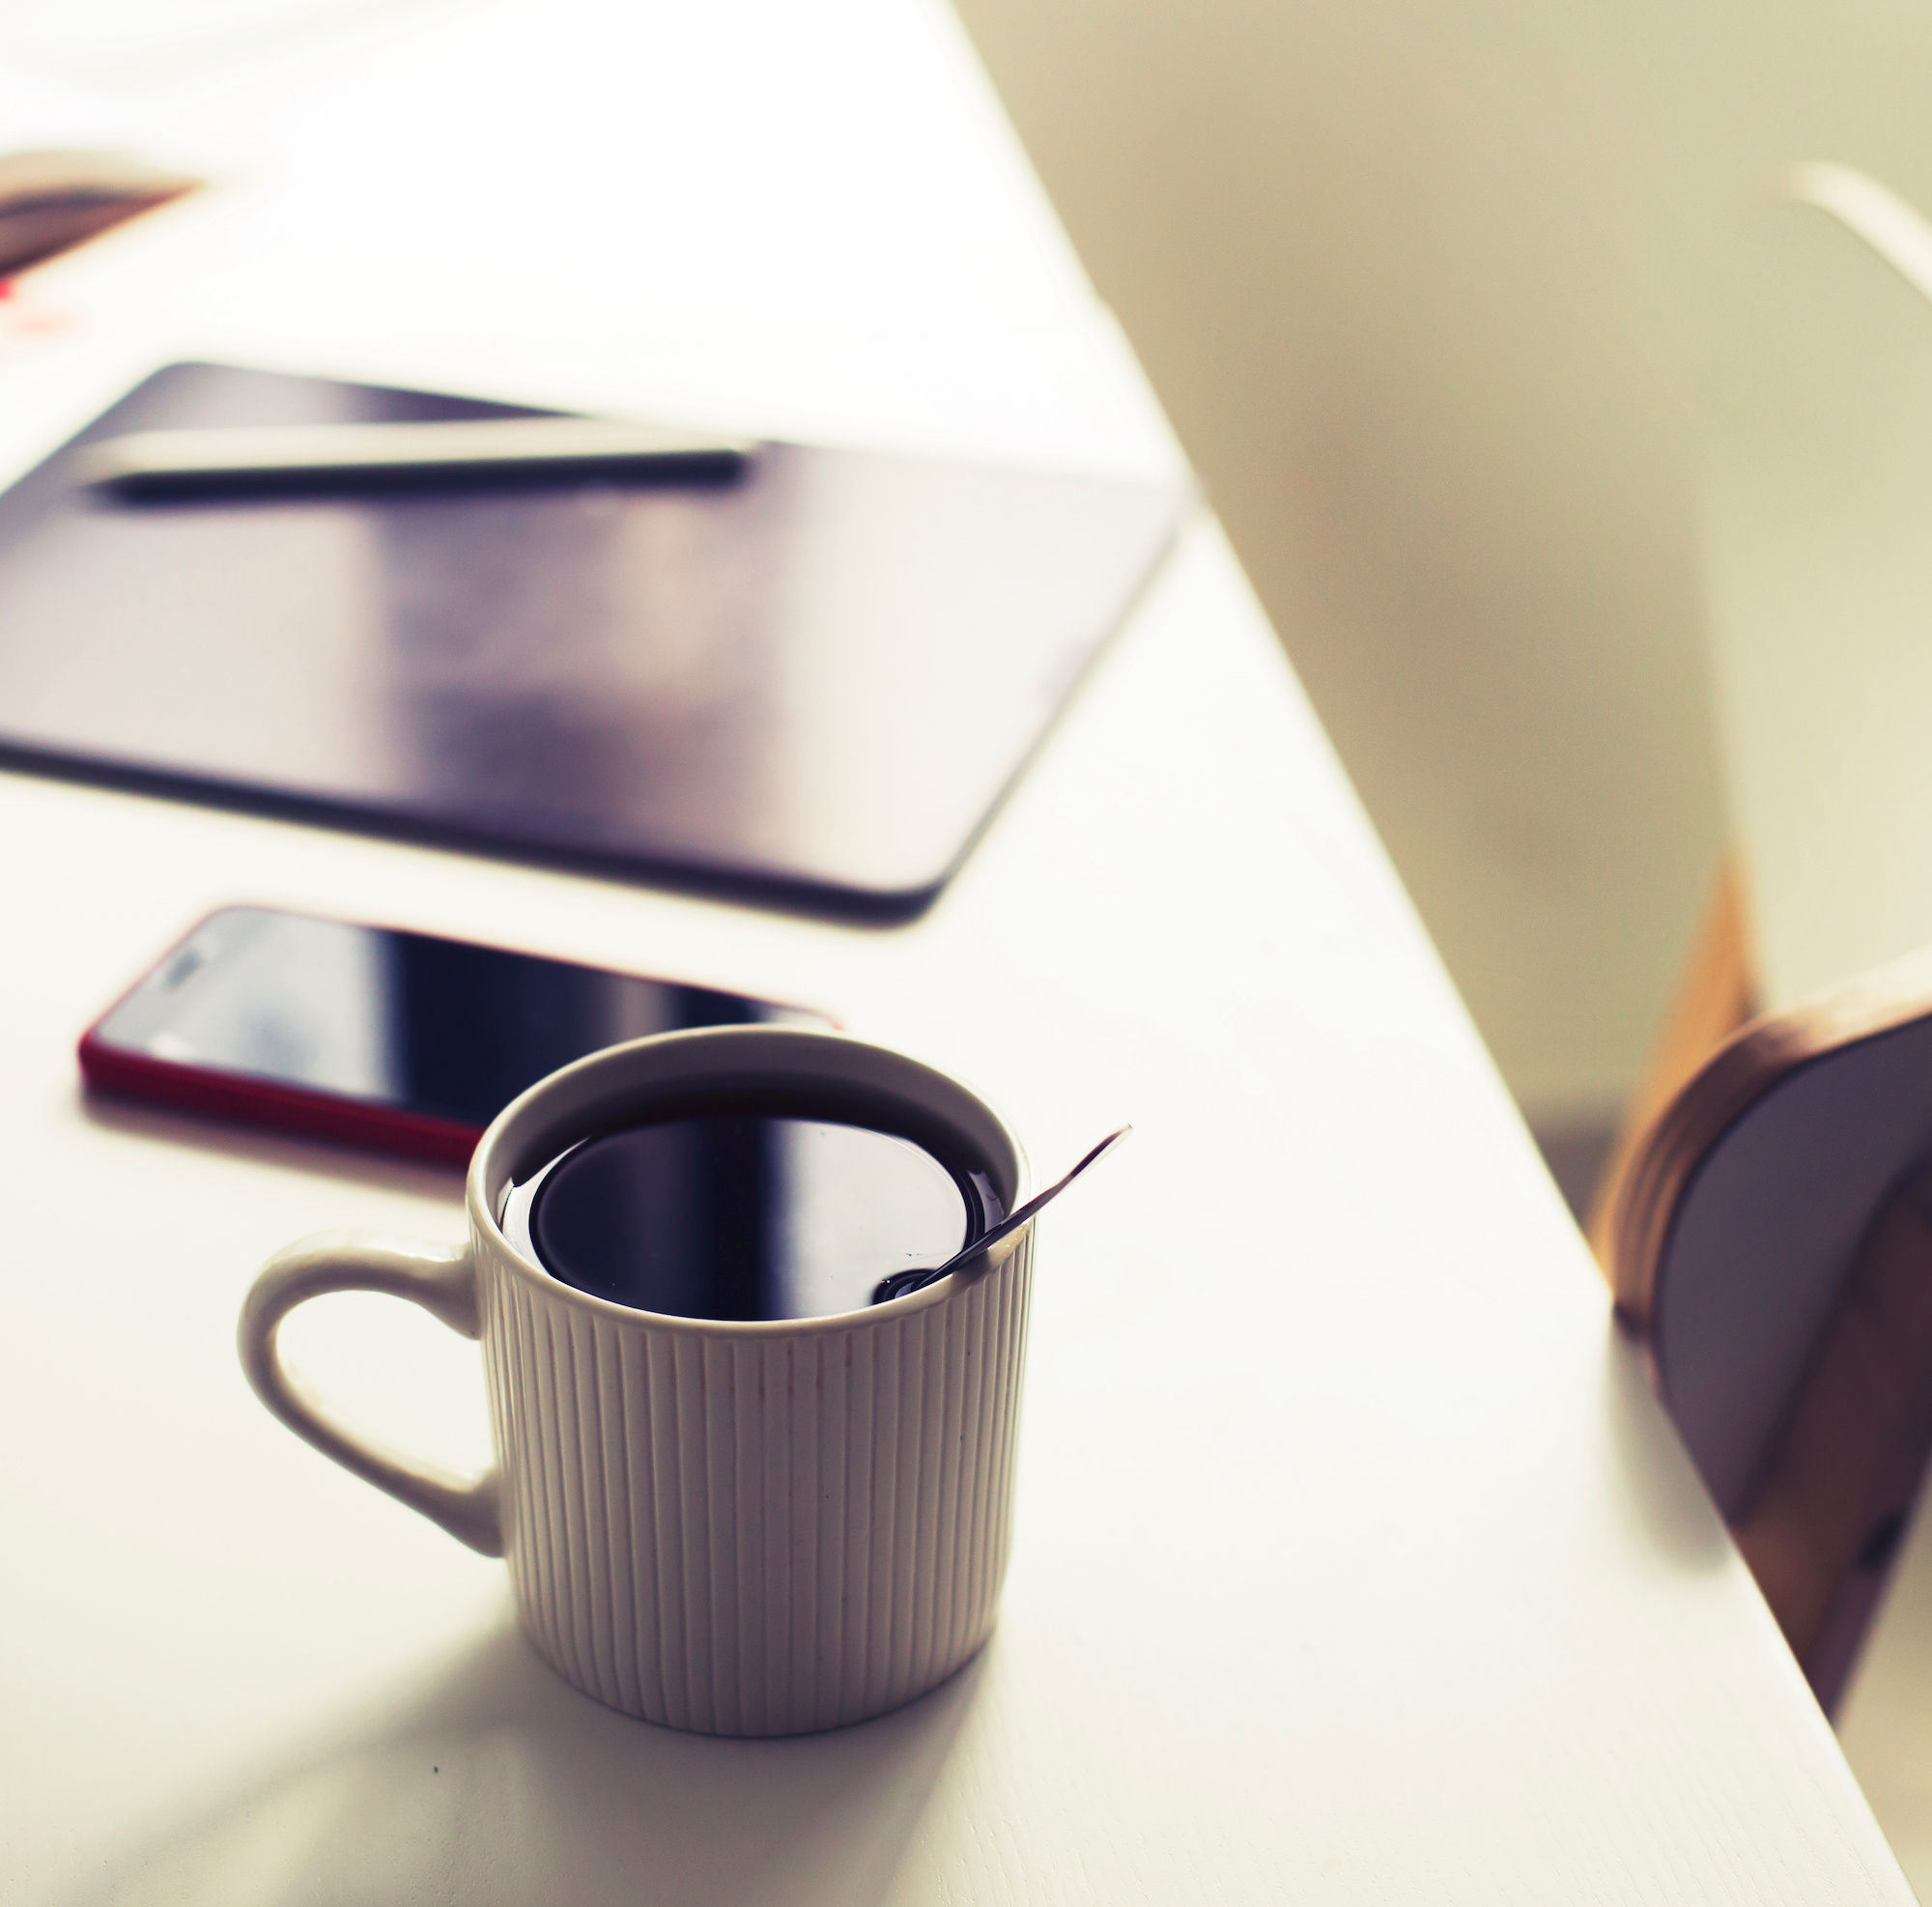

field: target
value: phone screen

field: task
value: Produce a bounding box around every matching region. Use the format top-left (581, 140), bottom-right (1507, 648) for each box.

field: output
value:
top-left (87, 906), bottom-right (820, 1137)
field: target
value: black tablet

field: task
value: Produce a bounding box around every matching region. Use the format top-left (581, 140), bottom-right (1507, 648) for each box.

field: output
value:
top-left (0, 362), bottom-right (1182, 917)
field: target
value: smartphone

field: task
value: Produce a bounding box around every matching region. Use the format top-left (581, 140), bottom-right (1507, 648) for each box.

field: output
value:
top-left (78, 905), bottom-right (828, 1164)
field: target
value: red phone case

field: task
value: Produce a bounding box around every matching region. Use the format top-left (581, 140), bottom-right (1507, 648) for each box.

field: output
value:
top-left (78, 907), bottom-right (829, 1166)
top-left (77, 1028), bottom-right (484, 1165)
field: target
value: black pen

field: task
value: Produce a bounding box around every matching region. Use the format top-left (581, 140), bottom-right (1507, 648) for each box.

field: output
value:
top-left (79, 416), bottom-right (756, 497)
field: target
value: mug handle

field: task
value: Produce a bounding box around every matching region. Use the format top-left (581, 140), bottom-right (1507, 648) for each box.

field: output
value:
top-left (239, 1232), bottom-right (504, 1556)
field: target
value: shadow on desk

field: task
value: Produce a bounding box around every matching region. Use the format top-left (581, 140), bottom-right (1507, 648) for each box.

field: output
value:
top-left (80, 1085), bottom-right (468, 1201)
top-left (76, 1605), bottom-right (982, 1905)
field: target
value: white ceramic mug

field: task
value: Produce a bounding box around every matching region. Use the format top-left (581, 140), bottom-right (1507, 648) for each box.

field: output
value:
top-left (240, 1026), bottom-right (1033, 1737)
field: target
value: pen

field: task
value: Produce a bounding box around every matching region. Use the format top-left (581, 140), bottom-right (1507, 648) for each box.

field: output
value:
top-left (80, 416), bottom-right (756, 497)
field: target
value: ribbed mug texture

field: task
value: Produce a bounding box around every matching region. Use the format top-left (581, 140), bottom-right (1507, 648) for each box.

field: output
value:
top-left (479, 1230), bottom-right (1032, 1736)
top-left (242, 1029), bottom-right (1031, 1739)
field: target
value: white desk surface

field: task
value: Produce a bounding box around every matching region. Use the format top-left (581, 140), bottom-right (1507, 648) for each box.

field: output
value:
top-left (0, 2), bottom-right (1908, 1899)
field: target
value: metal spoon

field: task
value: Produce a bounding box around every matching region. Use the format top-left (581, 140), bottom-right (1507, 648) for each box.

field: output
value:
top-left (871, 1125), bottom-right (1132, 1304)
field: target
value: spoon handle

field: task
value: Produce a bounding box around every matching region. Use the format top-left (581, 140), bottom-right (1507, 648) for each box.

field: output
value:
top-left (980, 1125), bottom-right (1132, 1254)
top-left (872, 1125), bottom-right (1131, 1304)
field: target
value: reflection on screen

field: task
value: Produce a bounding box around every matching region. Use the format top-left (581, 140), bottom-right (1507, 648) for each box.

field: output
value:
top-left (98, 906), bottom-right (809, 1126)
top-left (507, 1114), bottom-right (972, 1321)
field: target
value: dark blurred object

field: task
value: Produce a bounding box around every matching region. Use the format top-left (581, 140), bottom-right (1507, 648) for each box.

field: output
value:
top-left (0, 361), bottom-right (1182, 917)
top-left (0, 147), bottom-right (195, 277)
top-left (1605, 947), bottom-right (1932, 1712)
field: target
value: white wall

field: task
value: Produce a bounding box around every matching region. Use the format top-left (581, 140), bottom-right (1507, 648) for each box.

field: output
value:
top-left (948, 0), bottom-right (1932, 1119)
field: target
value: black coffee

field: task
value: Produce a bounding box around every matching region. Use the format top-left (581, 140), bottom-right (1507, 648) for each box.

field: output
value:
top-left (499, 1108), bottom-right (999, 1321)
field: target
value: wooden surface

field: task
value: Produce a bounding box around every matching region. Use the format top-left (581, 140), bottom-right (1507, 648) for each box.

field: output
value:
top-left (0, 2), bottom-right (1912, 1899)
top-left (1695, 172), bottom-right (1932, 1890)
top-left (1587, 857), bottom-right (1756, 1266)
top-left (1735, 1171), bottom-right (1932, 1699)
top-left (1601, 945), bottom-right (1932, 1703)
top-left (1593, 948), bottom-right (1932, 1334)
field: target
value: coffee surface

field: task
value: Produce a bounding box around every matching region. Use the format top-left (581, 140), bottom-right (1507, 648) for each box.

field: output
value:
top-left (502, 1110), bottom-right (988, 1320)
